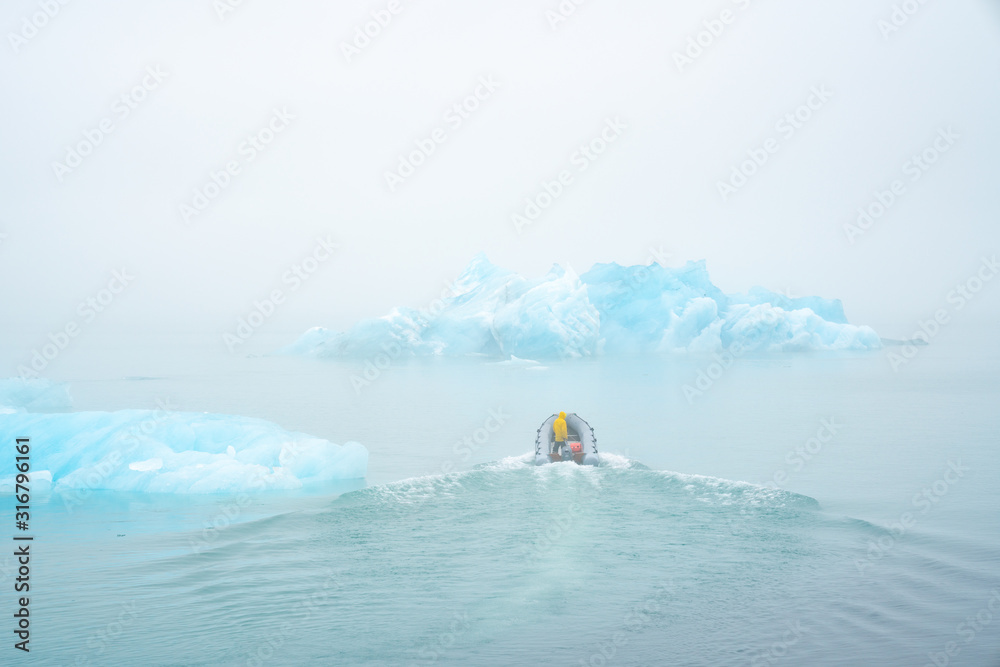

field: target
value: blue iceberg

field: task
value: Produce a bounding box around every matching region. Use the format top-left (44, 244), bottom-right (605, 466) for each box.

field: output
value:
top-left (280, 254), bottom-right (880, 360)
top-left (0, 409), bottom-right (368, 494)
top-left (0, 377), bottom-right (73, 413)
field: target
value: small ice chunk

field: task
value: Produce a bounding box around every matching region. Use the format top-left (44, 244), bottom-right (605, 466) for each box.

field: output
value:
top-left (129, 458), bottom-right (163, 472)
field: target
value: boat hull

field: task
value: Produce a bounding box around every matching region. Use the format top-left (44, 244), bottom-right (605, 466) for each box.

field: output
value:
top-left (534, 452), bottom-right (600, 466)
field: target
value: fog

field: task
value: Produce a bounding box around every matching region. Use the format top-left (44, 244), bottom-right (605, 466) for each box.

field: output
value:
top-left (2, 0), bottom-right (999, 359)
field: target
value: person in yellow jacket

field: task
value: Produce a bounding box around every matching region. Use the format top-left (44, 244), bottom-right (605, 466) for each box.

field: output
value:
top-left (552, 411), bottom-right (568, 457)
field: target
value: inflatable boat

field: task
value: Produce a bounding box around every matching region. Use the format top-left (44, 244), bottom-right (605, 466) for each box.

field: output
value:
top-left (534, 413), bottom-right (600, 466)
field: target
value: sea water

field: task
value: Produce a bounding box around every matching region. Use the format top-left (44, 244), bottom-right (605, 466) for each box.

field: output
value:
top-left (1, 333), bottom-right (998, 666)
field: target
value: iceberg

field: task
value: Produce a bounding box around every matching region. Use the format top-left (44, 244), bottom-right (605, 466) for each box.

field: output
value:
top-left (0, 410), bottom-right (367, 494)
top-left (0, 377), bottom-right (73, 412)
top-left (280, 254), bottom-right (880, 360)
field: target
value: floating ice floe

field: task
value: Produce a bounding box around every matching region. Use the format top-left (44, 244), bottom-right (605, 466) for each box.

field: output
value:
top-left (0, 409), bottom-right (367, 494)
top-left (0, 378), bottom-right (73, 412)
top-left (279, 254), bottom-right (880, 360)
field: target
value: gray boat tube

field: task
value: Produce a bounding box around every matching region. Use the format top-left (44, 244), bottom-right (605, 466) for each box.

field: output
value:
top-left (534, 413), bottom-right (600, 466)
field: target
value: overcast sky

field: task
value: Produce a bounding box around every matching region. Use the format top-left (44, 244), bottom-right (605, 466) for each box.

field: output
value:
top-left (2, 0), bottom-right (999, 353)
